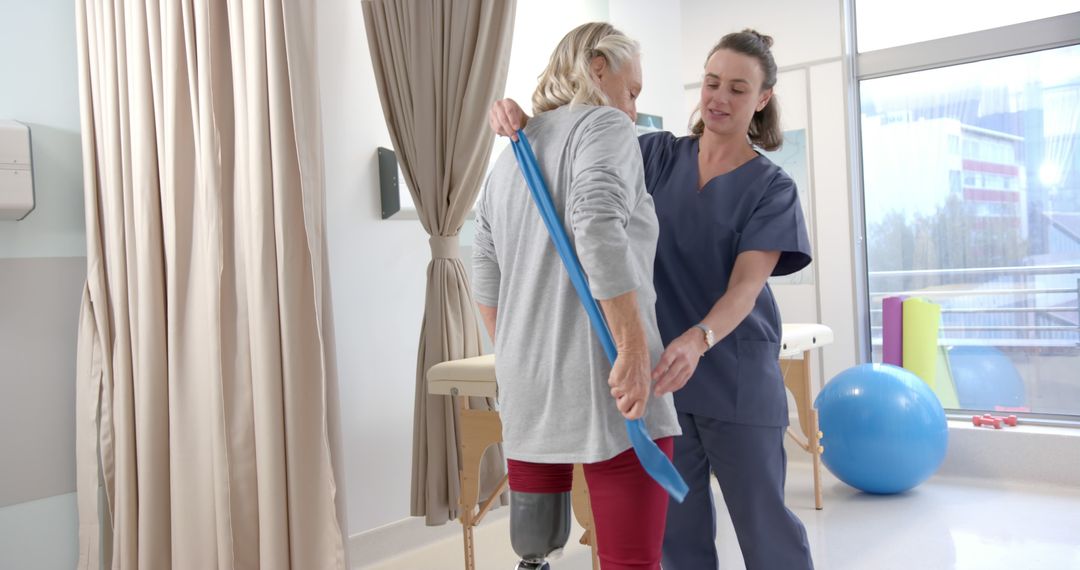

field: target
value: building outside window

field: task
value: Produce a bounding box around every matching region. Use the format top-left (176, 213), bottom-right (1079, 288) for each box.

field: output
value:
top-left (854, 4), bottom-right (1080, 418)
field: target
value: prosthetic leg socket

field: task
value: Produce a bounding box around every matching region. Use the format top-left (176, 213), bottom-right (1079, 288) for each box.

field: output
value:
top-left (510, 490), bottom-right (571, 570)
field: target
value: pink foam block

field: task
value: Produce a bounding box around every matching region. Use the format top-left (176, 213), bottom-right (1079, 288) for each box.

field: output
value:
top-left (882, 296), bottom-right (904, 366)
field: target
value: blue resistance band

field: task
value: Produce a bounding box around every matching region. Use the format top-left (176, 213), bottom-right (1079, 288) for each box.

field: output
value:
top-left (511, 131), bottom-right (688, 503)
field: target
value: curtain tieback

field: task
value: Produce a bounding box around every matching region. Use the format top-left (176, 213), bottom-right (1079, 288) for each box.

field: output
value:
top-left (429, 235), bottom-right (460, 259)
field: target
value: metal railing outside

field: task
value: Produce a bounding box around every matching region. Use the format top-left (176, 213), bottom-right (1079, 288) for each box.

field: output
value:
top-left (867, 264), bottom-right (1080, 347)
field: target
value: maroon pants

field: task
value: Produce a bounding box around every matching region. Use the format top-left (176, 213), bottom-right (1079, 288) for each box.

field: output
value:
top-left (507, 438), bottom-right (674, 570)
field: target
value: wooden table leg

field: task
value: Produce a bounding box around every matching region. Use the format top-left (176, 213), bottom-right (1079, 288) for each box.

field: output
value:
top-left (811, 425), bottom-right (823, 510)
top-left (571, 464), bottom-right (600, 570)
top-left (456, 395), bottom-right (505, 569)
top-left (782, 351), bottom-right (824, 510)
top-left (460, 506), bottom-right (475, 570)
top-left (452, 391), bottom-right (605, 567)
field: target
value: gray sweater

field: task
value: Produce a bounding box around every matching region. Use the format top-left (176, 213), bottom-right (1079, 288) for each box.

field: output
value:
top-left (473, 105), bottom-right (681, 463)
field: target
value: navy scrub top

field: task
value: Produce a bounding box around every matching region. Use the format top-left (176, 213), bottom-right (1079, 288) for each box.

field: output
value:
top-left (640, 132), bottom-right (812, 427)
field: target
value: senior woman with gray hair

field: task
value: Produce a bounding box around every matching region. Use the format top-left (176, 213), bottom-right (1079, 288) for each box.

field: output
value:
top-left (472, 22), bottom-right (680, 570)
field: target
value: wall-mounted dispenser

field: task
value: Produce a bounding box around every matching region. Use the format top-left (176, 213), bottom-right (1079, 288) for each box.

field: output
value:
top-left (378, 146), bottom-right (401, 219)
top-left (378, 146), bottom-right (418, 219)
top-left (376, 146), bottom-right (480, 221)
top-left (0, 120), bottom-right (34, 221)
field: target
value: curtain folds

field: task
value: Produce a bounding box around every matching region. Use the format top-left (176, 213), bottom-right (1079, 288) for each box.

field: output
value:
top-left (74, 0), bottom-right (347, 567)
top-left (361, 0), bottom-right (516, 525)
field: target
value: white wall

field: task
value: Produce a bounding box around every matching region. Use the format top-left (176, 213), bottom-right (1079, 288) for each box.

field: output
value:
top-left (681, 0), bottom-right (843, 81)
top-left (808, 59), bottom-right (859, 383)
top-left (609, 0), bottom-right (686, 135)
top-left (0, 0), bottom-right (86, 567)
top-left (768, 67), bottom-right (821, 326)
top-left (0, 494), bottom-right (79, 570)
top-left (0, 0), bottom-right (86, 258)
top-left (317, 0), bottom-right (427, 536)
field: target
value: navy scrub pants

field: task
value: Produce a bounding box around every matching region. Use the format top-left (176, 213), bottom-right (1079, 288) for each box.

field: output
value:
top-left (661, 411), bottom-right (814, 570)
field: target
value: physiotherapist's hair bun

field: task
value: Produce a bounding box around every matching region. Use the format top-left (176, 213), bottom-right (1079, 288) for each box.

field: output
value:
top-left (742, 28), bottom-right (774, 50)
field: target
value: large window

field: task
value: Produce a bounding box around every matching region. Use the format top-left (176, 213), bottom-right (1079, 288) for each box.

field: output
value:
top-left (854, 0), bottom-right (1078, 52)
top-left (856, 12), bottom-right (1080, 418)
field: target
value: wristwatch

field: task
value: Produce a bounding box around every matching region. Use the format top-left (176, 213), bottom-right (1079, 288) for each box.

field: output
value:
top-left (693, 323), bottom-right (715, 352)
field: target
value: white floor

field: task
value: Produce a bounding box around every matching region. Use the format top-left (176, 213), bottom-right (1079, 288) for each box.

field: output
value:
top-left (361, 463), bottom-right (1080, 569)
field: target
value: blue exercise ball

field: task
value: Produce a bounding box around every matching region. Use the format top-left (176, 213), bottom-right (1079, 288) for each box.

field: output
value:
top-left (949, 345), bottom-right (1026, 410)
top-left (815, 364), bottom-right (948, 494)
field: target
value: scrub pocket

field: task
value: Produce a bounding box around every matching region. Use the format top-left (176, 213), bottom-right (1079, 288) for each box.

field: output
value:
top-left (734, 339), bottom-right (788, 426)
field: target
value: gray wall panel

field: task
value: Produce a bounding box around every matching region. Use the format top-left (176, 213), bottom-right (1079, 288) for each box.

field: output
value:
top-left (0, 257), bottom-right (84, 507)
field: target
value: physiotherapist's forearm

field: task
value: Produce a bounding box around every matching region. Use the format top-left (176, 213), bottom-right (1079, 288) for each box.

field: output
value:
top-left (699, 250), bottom-right (781, 344)
top-left (699, 282), bottom-right (760, 344)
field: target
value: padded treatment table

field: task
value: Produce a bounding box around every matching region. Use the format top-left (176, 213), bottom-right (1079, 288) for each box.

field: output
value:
top-left (427, 354), bottom-right (601, 569)
top-left (779, 323), bottom-right (834, 510)
top-left (427, 323), bottom-right (833, 569)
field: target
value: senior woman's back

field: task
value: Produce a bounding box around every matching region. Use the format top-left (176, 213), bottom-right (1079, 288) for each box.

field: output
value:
top-left (472, 104), bottom-right (679, 463)
top-left (471, 21), bottom-right (679, 570)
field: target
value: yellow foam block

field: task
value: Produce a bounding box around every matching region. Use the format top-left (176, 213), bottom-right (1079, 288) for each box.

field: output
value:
top-left (934, 346), bottom-right (959, 408)
top-left (902, 297), bottom-right (941, 391)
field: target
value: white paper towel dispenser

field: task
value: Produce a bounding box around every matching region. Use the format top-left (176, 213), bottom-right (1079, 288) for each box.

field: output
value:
top-left (0, 120), bottom-right (35, 221)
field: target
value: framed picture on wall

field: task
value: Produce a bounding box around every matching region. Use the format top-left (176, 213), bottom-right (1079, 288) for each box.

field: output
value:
top-left (762, 128), bottom-right (815, 285)
top-left (636, 113), bottom-right (663, 135)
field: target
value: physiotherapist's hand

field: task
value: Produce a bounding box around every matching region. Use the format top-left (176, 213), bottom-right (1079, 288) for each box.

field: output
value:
top-left (488, 98), bottom-right (529, 141)
top-left (652, 329), bottom-right (708, 396)
top-left (608, 350), bottom-right (651, 420)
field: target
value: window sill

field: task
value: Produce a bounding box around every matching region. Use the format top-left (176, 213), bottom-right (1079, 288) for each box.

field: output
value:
top-left (786, 416), bottom-right (1080, 487)
top-left (937, 419), bottom-right (1079, 487)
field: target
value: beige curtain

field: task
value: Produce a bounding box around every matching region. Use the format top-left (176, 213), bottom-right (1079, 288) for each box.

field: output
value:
top-left (74, 1), bottom-right (347, 568)
top-left (362, 0), bottom-right (516, 525)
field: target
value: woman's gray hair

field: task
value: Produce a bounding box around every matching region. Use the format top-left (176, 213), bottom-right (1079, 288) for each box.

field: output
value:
top-left (531, 22), bottom-right (640, 114)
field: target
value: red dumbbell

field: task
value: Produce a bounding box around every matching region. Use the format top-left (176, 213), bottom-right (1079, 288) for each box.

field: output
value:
top-left (983, 414), bottom-right (1018, 427)
top-left (972, 415), bottom-right (1002, 429)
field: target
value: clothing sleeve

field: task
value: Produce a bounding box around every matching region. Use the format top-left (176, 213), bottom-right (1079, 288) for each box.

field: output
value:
top-left (737, 172), bottom-right (813, 276)
top-left (638, 131), bottom-right (676, 194)
top-left (567, 108), bottom-right (646, 300)
top-left (472, 176), bottom-right (501, 306)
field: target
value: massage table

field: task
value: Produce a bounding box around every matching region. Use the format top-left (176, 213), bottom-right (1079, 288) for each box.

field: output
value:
top-left (427, 322), bottom-right (833, 570)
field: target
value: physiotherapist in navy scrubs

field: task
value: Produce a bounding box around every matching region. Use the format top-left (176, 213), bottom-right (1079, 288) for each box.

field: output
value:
top-left (642, 29), bottom-right (814, 570)
top-left (489, 28), bottom-right (814, 570)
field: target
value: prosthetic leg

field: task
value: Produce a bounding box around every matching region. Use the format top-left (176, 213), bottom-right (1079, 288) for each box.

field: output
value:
top-left (511, 491), bottom-right (571, 570)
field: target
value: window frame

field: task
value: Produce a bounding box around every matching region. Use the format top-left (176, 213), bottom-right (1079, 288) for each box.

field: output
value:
top-left (843, 5), bottom-right (1080, 424)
